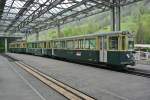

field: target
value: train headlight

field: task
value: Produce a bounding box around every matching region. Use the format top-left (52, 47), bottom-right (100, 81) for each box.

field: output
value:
top-left (126, 54), bottom-right (130, 58)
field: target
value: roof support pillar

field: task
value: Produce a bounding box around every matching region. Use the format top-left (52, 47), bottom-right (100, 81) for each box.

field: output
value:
top-left (115, 6), bottom-right (121, 31)
top-left (111, 6), bottom-right (115, 31)
top-left (36, 31), bottom-right (39, 41)
top-left (57, 21), bottom-right (61, 37)
top-left (25, 33), bottom-right (28, 42)
top-left (111, 0), bottom-right (121, 31)
top-left (5, 38), bottom-right (7, 53)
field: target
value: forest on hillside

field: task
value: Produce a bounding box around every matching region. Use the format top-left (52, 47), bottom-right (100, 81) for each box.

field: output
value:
top-left (28, 0), bottom-right (150, 44)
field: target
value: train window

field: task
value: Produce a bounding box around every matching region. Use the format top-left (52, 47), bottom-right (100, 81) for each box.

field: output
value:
top-left (53, 41), bottom-right (56, 48)
top-left (66, 40), bottom-right (74, 49)
top-left (78, 40), bottom-right (81, 48)
top-left (104, 36), bottom-right (107, 49)
top-left (109, 36), bottom-right (118, 50)
top-left (32, 43), bottom-right (34, 48)
top-left (74, 40), bottom-right (78, 49)
top-left (48, 42), bottom-right (51, 48)
top-left (37, 43), bottom-right (39, 48)
top-left (60, 41), bottom-right (65, 48)
top-left (28, 43), bottom-right (31, 48)
top-left (100, 37), bottom-right (103, 50)
top-left (84, 39), bottom-right (90, 49)
top-left (46, 42), bottom-right (48, 48)
top-left (35, 43), bottom-right (37, 48)
top-left (89, 39), bottom-right (96, 49)
top-left (128, 37), bottom-right (134, 50)
top-left (41, 43), bottom-right (43, 48)
top-left (122, 36), bottom-right (126, 50)
top-left (38, 43), bottom-right (40, 48)
top-left (56, 41), bottom-right (60, 48)
top-left (128, 41), bottom-right (134, 50)
top-left (51, 41), bottom-right (53, 48)
top-left (79, 39), bottom-right (84, 49)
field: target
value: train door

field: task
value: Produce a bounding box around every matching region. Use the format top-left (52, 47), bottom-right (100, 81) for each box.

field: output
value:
top-left (99, 36), bottom-right (107, 62)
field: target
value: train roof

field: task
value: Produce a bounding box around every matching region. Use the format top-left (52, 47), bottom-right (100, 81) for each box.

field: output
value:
top-left (53, 31), bottom-right (131, 40)
top-left (10, 31), bottom-right (132, 43)
top-left (135, 44), bottom-right (150, 48)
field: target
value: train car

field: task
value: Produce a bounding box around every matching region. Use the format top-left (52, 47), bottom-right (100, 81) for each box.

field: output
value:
top-left (26, 41), bottom-right (46, 56)
top-left (9, 31), bottom-right (135, 68)
top-left (9, 40), bottom-right (27, 53)
top-left (50, 31), bottom-right (135, 67)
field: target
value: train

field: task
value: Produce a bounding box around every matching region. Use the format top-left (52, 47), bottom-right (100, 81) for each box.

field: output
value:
top-left (9, 31), bottom-right (135, 68)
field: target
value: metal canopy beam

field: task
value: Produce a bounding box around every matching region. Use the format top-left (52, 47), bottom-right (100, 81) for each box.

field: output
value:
top-left (13, 0), bottom-right (63, 33)
top-left (0, 0), bottom-right (6, 19)
top-left (0, 0), bottom-right (143, 34)
top-left (5, 0), bottom-right (35, 31)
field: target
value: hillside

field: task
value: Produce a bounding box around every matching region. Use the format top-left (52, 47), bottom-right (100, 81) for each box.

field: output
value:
top-left (28, 0), bottom-right (150, 44)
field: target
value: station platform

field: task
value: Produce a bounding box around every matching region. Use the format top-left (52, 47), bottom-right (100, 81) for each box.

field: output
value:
top-left (6, 53), bottom-right (150, 100)
top-left (0, 55), bottom-right (42, 100)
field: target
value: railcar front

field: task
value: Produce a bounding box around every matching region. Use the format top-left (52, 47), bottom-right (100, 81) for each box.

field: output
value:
top-left (105, 31), bottom-right (135, 67)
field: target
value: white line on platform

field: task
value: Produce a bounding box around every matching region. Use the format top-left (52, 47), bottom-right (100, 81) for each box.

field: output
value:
top-left (8, 61), bottom-right (47, 100)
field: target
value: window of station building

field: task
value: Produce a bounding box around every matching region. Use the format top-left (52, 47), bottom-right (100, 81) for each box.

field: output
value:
top-left (109, 36), bottom-right (118, 50)
top-left (89, 39), bottom-right (96, 49)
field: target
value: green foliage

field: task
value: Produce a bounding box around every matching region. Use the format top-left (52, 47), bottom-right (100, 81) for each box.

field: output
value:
top-left (27, 0), bottom-right (150, 44)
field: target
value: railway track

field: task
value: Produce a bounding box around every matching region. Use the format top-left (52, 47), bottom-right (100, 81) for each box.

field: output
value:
top-left (3, 54), bottom-right (96, 100)
top-left (125, 68), bottom-right (150, 78)
top-left (4, 53), bottom-right (150, 79)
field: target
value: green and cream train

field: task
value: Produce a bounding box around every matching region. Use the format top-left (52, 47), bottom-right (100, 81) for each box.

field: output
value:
top-left (9, 31), bottom-right (135, 68)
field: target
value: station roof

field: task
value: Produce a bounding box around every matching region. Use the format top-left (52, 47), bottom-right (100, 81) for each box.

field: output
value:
top-left (0, 33), bottom-right (23, 42)
top-left (0, 0), bottom-right (142, 34)
top-left (0, 33), bottom-right (23, 38)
